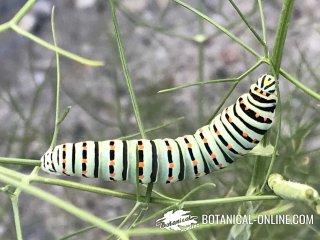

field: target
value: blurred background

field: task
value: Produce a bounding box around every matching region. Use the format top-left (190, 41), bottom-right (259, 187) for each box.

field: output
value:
top-left (0, 0), bottom-right (319, 239)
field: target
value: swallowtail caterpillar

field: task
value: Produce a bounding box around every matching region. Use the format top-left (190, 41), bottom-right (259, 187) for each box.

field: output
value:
top-left (41, 74), bottom-right (277, 184)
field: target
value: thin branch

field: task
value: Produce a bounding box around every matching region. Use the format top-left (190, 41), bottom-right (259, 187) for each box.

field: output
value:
top-left (228, 0), bottom-right (267, 52)
top-left (10, 25), bottom-right (104, 66)
top-left (0, 157), bottom-right (40, 166)
top-left (0, 171), bottom-right (129, 240)
top-left (50, 6), bottom-right (62, 149)
top-left (173, 0), bottom-right (261, 58)
top-left (270, 0), bottom-right (295, 77)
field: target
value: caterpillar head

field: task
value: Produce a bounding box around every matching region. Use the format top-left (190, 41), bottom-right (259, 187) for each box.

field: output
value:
top-left (256, 74), bottom-right (276, 94)
top-left (40, 148), bottom-right (60, 175)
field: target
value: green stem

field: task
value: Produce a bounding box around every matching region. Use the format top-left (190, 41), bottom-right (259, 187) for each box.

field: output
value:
top-left (258, 0), bottom-right (269, 57)
top-left (1, 164), bottom-right (281, 207)
top-left (178, 183), bottom-right (216, 204)
top-left (0, 0), bottom-right (103, 65)
top-left (118, 117), bottom-right (184, 140)
top-left (141, 186), bottom-right (179, 202)
top-left (181, 195), bottom-right (279, 208)
top-left (248, 155), bottom-right (267, 194)
top-left (118, 3), bottom-right (193, 41)
top-left (206, 59), bottom-right (264, 123)
top-left (0, 172), bottom-right (128, 240)
top-left (0, 22), bottom-right (10, 32)
top-left (10, 167), bottom-right (40, 239)
top-left (109, 0), bottom-right (153, 205)
top-left (260, 97), bottom-right (282, 192)
top-left (10, 197), bottom-right (23, 240)
top-left (260, 0), bottom-right (295, 191)
top-left (197, 0), bottom-right (205, 124)
top-left (106, 203), bottom-right (141, 240)
top-left (207, 81), bottom-right (239, 124)
top-left (228, 0), bottom-right (267, 52)
top-left (50, 7), bottom-right (62, 149)
top-left (59, 215), bottom-right (127, 240)
top-left (10, 0), bottom-right (37, 24)
top-left (270, 0), bottom-right (295, 77)
top-left (109, 0), bottom-right (146, 139)
top-left (187, 231), bottom-right (198, 240)
top-left (0, 157), bottom-right (40, 166)
top-left (280, 69), bottom-right (320, 101)
top-left (158, 78), bottom-right (237, 93)
top-left (10, 25), bottom-right (103, 66)
top-left (127, 182), bottom-right (155, 229)
top-left (33, 176), bottom-right (145, 202)
top-left (173, 0), bottom-right (261, 58)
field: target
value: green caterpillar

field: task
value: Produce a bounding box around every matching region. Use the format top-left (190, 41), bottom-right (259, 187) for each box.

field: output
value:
top-left (41, 74), bottom-right (277, 184)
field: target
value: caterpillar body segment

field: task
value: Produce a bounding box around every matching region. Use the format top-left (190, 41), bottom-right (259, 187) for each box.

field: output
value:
top-left (41, 74), bottom-right (277, 184)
